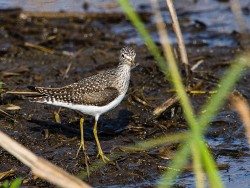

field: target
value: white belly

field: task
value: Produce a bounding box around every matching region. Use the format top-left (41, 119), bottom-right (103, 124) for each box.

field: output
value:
top-left (45, 93), bottom-right (126, 117)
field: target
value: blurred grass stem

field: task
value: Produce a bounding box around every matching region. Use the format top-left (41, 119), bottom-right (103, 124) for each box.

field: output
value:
top-left (191, 142), bottom-right (205, 188)
top-left (232, 94), bottom-right (250, 147)
top-left (0, 130), bottom-right (91, 188)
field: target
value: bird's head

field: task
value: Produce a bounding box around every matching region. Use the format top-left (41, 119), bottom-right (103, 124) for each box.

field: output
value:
top-left (119, 47), bottom-right (136, 67)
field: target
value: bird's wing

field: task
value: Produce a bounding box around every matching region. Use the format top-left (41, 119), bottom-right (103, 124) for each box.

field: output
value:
top-left (75, 87), bottom-right (120, 106)
top-left (28, 86), bottom-right (120, 106)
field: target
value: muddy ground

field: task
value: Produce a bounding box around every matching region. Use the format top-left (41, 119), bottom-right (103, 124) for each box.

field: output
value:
top-left (0, 6), bottom-right (250, 188)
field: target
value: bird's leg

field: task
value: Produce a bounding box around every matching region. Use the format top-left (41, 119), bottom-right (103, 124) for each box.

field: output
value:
top-left (54, 111), bottom-right (61, 123)
top-left (54, 107), bottom-right (62, 123)
top-left (75, 117), bottom-right (90, 176)
top-left (76, 117), bottom-right (89, 158)
top-left (93, 118), bottom-right (110, 162)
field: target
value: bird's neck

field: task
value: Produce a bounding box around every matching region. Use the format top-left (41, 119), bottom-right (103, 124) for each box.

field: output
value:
top-left (115, 63), bottom-right (131, 91)
top-left (117, 63), bottom-right (131, 78)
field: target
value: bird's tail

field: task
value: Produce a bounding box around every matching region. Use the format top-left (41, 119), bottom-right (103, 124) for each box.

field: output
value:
top-left (5, 86), bottom-right (55, 103)
top-left (27, 86), bottom-right (53, 103)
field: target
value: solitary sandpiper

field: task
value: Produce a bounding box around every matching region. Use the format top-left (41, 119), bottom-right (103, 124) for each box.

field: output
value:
top-left (28, 47), bottom-right (136, 162)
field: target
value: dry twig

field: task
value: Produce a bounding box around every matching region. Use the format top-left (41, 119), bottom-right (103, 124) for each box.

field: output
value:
top-left (165, 0), bottom-right (189, 78)
top-left (0, 168), bottom-right (16, 180)
top-left (153, 95), bottom-right (179, 117)
top-left (165, 0), bottom-right (189, 65)
top-left (24, 42), bottom-right (55, 54)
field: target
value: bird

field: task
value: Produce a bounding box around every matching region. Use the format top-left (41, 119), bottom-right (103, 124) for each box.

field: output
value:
top-left (28, 47), bottom-right (136, 162)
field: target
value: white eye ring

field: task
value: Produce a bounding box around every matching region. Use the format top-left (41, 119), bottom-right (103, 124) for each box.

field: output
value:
top-left (121, 54), bottom-right (125, 58)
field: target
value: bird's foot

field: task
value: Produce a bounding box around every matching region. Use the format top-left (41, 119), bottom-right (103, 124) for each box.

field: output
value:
top-left (76, 142), bottom-right (90, 177)
top-left (76, 142), bottom-right (89, 160)
top-left (97, 150), bottom-right (110, 163)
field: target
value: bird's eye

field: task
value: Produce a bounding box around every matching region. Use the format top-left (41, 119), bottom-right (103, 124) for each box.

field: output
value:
top-left (121, 54), bottom-right (125, 58)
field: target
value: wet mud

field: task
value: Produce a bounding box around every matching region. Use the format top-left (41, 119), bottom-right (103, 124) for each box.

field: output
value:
top-left (0, 3), bottom-right (250, 188)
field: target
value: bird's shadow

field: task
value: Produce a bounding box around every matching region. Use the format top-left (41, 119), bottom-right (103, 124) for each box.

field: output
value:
top-left (29, 109), bottom-right (132, 141)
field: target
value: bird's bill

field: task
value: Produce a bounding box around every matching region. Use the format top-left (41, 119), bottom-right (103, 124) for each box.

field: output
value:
top-left (131, 60), bottom-right (136, 67)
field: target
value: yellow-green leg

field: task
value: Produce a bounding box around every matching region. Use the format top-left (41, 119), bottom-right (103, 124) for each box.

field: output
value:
top-left (76, 117), bottom-right (88, 158)
top-left (54, 111), bottom-right (61, 123)
top-left (75, 117), bottom-right (90, 177)
top-left (93, 116), bottom-right (110, 162)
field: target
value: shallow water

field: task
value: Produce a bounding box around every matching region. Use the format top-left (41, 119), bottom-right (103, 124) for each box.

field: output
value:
top-left (1, 0), bottom-right (249, 48)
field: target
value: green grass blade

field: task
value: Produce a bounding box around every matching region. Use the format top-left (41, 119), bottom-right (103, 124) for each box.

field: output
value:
top-left (135, 132), bottom-right (188, 150)
top-left (9, 177), bottom-right (22, 188)
top-left (2, 180), bottom-right (9, 188)
top-left (199, 141), bottom-right (223, 188)
top-left (117, 0), bottom-right (168, 75)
